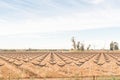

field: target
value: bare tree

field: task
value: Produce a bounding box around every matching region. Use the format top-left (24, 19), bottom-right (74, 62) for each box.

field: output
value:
top-left (110, 41), bottom-right (114, 51)
top-left (87, 44), bottom-right (91, 50)
top-left (72, 37), bottom-right (76, 50)
top-left (80, 43), bottom-right (84, 51)
top-left (77, 41), bottom-right (80, 50)
top-left (114, 42), bottom-right (119, 50)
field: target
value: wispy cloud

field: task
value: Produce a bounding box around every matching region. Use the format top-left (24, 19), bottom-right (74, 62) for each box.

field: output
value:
top-left (83, 0), bottom-right (105, 4)
top-left (1, 8), bottom-right (119, 35)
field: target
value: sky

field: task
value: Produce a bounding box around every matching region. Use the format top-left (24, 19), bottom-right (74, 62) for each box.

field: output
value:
top-left (0, 0), bottom-right (120, 49)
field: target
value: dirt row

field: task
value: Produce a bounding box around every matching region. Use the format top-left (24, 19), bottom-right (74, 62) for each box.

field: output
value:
top-left (0, 51), bottom-right (120, 79)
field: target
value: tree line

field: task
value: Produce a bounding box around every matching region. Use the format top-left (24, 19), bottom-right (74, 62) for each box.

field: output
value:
top-left (71, 37), bottom-right (119, 51)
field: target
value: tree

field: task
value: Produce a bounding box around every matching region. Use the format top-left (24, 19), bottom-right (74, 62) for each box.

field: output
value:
top-left (72, 37), bottom-right (76, 50)
top-left (110, 41), bottom-right (114, 51)
top-left (87, 44), bottom-right (91, 50)
top-left (110, 41), bottom-right (119, 51)
top-left (77, 41), bottom-right (80, 50)
top-left (80, 43), bottom-right (84, 51)
top-left (114, 42), bottom-right (119, 50)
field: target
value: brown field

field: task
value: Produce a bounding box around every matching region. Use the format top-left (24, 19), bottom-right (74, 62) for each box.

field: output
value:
top-left (0, 50), bottom-right (120, 80)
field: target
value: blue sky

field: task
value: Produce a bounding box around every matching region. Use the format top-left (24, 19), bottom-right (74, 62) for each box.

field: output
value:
top-left (0, 0), bottom-right (120, 49)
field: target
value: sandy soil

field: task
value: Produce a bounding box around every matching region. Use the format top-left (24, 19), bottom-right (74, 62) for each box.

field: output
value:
top-left (0, 51), bottom-right (120, 79)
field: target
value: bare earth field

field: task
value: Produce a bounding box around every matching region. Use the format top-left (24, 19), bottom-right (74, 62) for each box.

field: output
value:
top-left (0, 51), bottom-right (120, 80)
